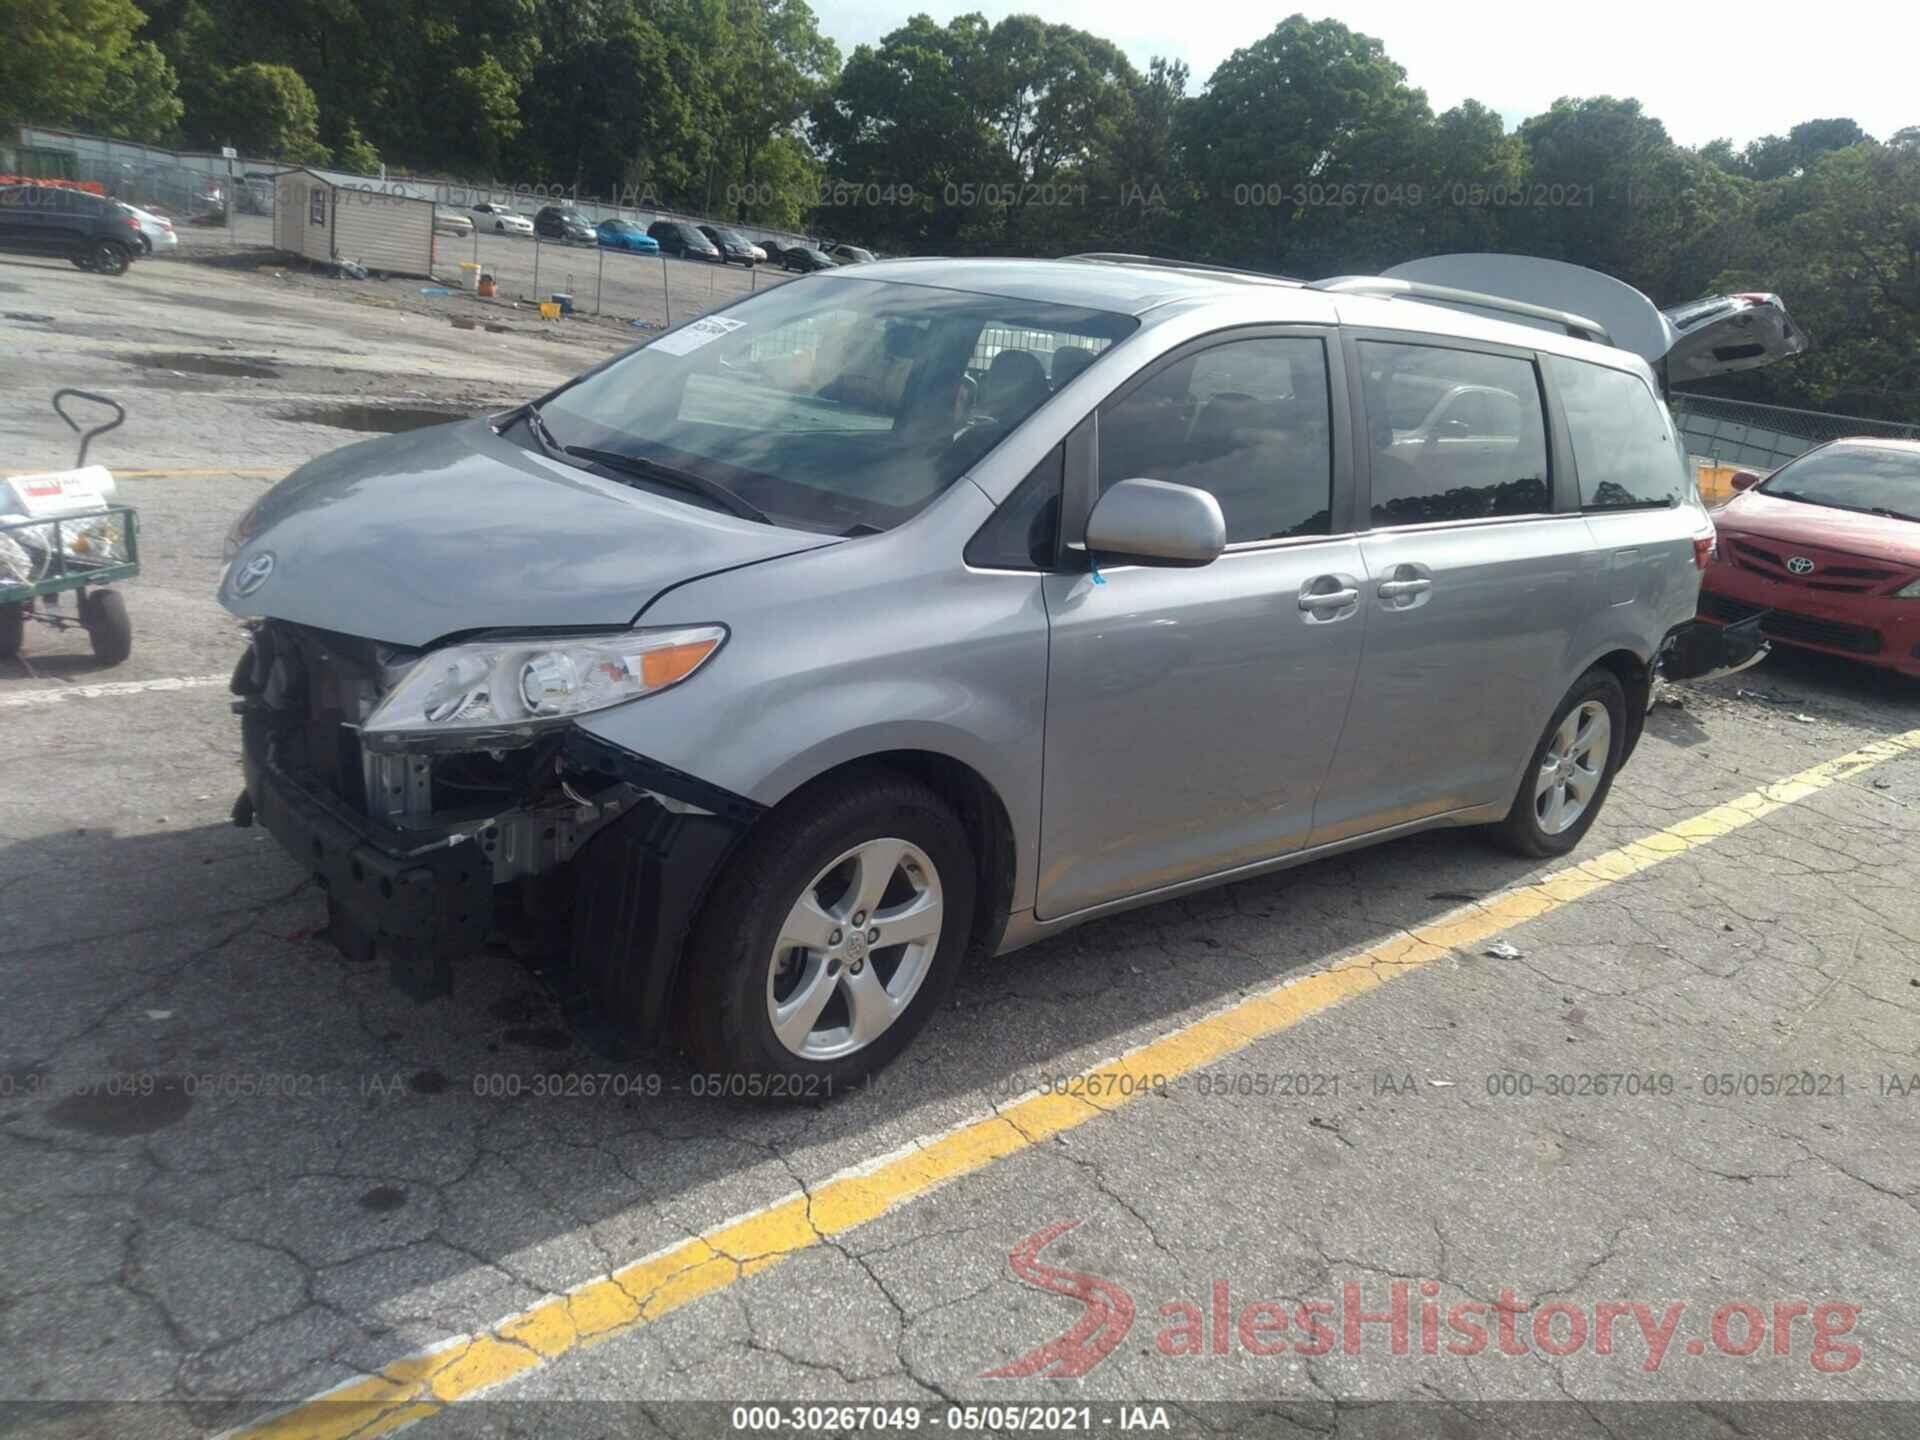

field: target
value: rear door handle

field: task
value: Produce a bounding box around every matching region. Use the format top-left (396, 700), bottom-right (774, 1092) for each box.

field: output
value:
top-left (1377, 578), bottom-right (1431, 599)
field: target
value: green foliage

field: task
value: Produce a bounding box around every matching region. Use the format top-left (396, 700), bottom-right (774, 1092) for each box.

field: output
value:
top-left (335, 119), bottom-right (381, 174)
top-left (199, 61), bottom-right (328, 161)
top-left (1, 0), bottom-right (178, 133)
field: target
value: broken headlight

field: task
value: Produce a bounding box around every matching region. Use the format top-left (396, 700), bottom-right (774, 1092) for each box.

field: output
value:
top-left (360, 625), bottom-right (725, 752)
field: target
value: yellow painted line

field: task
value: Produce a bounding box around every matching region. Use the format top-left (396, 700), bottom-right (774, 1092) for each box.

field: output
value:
top-left (227, 727), bottom-right (1920, 1440)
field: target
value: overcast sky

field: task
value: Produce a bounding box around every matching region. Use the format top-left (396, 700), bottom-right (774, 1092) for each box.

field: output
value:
top-left (811, 0), bottom-right (1917, 148)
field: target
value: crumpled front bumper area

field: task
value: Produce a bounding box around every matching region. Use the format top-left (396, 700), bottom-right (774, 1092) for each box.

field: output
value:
top-left (242, 709), bottom-right (496, 995)
top-left (232, 620), bottom-right (761, 1020)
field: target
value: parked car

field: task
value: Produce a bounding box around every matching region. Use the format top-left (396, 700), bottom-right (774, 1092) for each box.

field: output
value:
top-left (0, 183), bottom-right (142, 275)
top-left (759, 237), bottom-right (792, 263)
top-left (218, 254), bottom-right (1794, 1090)
top-left (826, 242), bottom-right (876, 265)
top-left (123, 203), bottom-right (179, 255)
top-left (647, 219), bottom-right (722, 260)
top-left (433, 209), bottom-right (474, 239)
top-left (1698, 439), bottom-right (1920, 677)
top-left (698, 224), bottom-right (765, 265)
top-left (596, 218), bottom-right (661, 254)
top-left (779, 245), bottom-right (835, 273)
top-left (535, 205), bottom-right (597, 244)
top-left (472, 202), bottom-right (534, 236)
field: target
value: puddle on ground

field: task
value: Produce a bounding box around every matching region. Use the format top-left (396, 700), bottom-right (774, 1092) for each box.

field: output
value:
top-left (45, 1075), bottom-right (192, 1136)
top-left (358, 1185), bottom-right (409, 1213)
top-left (450, 317), bottom-right (512, 334)
top-left (134, 351), bottom-right (282, 380)
top-left (408, 1069), bottom-right (449, 1094)
top-left (281, 402), bottom-right (468, 434)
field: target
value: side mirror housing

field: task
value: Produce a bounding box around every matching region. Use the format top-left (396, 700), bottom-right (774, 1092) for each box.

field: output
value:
top-left (1729, 470), bottom-right (1763, 492)
top-left (1083, 478), bottom-right (1226, 568)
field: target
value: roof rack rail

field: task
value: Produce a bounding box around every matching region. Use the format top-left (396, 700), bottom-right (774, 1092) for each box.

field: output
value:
top-left (1063, 252), bottom-right (1303, 286)
top-left (1309, 276), bottom-right (1613, 346)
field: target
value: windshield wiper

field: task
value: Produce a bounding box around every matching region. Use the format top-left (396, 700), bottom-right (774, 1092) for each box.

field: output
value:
top-left (506, 402), bottom-right (563, 459)
top-left (1870, 506), bottom-right (1920, 523)
top-left (563, 445), bottom-right (772, 525)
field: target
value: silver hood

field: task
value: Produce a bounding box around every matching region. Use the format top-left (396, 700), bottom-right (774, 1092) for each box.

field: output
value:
top-left (218, 419), bottom-right (837, 647)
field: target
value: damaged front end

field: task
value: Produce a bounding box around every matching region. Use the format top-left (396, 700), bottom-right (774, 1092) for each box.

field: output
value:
top-left (230, 619), bottom-right (753, 1016)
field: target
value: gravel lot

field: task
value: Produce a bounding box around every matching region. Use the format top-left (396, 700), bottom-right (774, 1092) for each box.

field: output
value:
top-left (3, 244), bottom-right (1919, 1439)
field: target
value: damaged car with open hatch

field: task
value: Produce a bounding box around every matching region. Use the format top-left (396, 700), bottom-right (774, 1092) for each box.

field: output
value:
top-left (219, 253), bottom-right (1803, 1091)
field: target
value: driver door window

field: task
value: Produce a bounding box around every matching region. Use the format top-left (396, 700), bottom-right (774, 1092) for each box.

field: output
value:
top-left (1096, 337), bottom-right (1333, 543)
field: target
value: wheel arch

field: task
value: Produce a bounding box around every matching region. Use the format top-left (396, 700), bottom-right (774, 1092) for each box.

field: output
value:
top-left (751, 747), bottom-right (1019, 962)
top-left (1585, 646), bottom-right (1654, 764)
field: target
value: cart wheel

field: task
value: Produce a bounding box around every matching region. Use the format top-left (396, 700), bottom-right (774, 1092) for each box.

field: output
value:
top-left (0, 602), bottom-right (23, 659)
top-left (80, 589), bottom-right (131, 666)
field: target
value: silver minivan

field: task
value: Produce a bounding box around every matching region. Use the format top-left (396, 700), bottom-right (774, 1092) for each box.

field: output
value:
top-left (220, 253), bottom-right (1798, 1089)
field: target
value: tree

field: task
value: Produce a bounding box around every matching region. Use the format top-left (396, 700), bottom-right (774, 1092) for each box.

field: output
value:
top-left (1176, 15), bottom-right (1431, 273)
top-left (87, 39), bottom-right (185, 141)
top-left (1706, 140), bottom-right (1920, 419)
top-left (335, 118), bottom-right (381, 174)
top-left (1743, 117), bottom-right (1871, 180)
top-left (199, 61), bottom-right (329, 161)
top-left (0, 0), bottom-right (177, 130)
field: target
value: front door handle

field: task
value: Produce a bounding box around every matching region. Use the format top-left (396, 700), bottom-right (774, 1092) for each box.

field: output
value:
top-left (1377, 578), bottom-right (1432, 599)
top-left (1299, 587), bottom-right (1359, 610)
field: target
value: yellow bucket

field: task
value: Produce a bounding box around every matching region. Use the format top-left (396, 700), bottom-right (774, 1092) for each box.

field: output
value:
top-left (539, 301), bottom-right (562, 321)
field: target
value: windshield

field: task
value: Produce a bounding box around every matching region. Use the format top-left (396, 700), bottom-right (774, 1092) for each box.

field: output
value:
top-left (1760, 443), bottom-right (1920, 519)
top-left (539, 275), bottom-right (1135, 533)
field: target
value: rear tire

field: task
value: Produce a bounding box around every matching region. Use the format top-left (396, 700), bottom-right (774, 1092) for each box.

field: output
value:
top-left (1488, 668), bottom-right (1626, 858)
top-left (80, 588), bottom-right (131, 665)
top-left (0, 602), bottom-right (24, 658)
top-left (683, 769), bottom-right (976, 1096)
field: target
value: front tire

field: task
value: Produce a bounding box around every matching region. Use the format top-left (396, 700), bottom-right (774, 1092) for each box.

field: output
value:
top-left (1488, 668), bottom-right (1626, 858)
top-left (683, 769), bottom-right (976, 1094)
top-left (80, 588), bottom-right (131, 665)
top-left (88, 241), bottom-right (130, 276)
top-left (0, 602), bottom-right (24, 658)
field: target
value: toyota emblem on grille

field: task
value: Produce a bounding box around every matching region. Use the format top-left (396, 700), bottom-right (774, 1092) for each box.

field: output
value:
top-left (1785, 555), bottom-right (1816, 575)
top-left (232, 551), bottom-right (276, 596)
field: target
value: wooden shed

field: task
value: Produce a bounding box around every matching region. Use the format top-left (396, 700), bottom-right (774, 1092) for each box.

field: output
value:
top-left (271, 166), bottom-right (437, 278)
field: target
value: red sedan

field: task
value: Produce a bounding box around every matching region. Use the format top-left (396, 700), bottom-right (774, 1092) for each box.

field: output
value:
top-left (1698, 438), bottom-right (1920, 677)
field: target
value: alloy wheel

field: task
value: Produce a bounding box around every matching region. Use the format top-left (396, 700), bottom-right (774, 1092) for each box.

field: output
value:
top-left (766, 838), bottom-right (944, 1060)
top-left (1534, 699), bottom-right (1611, 835)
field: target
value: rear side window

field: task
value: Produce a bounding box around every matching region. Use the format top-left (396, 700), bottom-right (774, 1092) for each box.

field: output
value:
top-left (1096, 336), bottom-right (1333, 543)
top-left (1549, 356), bottom-right (1687, 510)
top-left (1358, 341), bottom-right (1549, 527)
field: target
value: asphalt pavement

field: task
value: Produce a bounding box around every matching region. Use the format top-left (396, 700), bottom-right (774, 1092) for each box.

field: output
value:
top-left (3, 246), bottom-right (1919, 1440)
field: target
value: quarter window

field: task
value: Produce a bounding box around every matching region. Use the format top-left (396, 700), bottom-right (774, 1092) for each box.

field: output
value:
top-left (1548, 356), bottom-right (1688, 509)
top-left (1358, 341), bottom-right (1549, 527)
top-left (1096, 336), bottom-right (1334, 543)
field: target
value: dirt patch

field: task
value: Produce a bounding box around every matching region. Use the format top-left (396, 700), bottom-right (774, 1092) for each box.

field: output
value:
top-left (279, 402), bottom-right (470, 434)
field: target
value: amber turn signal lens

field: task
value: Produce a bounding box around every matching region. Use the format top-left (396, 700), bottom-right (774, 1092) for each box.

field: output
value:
top-left (640, 639), bottom-right (719, 688)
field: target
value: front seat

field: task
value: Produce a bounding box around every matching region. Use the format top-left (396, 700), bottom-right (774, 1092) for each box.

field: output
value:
top-left (1050, 346), bottom-right (1097, 388)
top-left (976, 349), bottom-right (1052, 424)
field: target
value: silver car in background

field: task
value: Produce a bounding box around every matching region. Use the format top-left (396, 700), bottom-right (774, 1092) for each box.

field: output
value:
top-left (218, 253), bottom-right (1798, 1091)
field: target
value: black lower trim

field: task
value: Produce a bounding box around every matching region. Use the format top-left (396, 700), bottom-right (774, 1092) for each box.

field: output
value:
top-left (1699, 593), bottom-right (1882, 655)
top-left (567, 799), bottom-right (748, 1037)
top-left (243, 716), bottom-right (494, 998)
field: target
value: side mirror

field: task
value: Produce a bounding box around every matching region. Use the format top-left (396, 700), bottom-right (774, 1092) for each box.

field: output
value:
top-left (1729, 470), bottom-right (1763, 492)
top-left (1083, 478), bottom-right (1226, 568)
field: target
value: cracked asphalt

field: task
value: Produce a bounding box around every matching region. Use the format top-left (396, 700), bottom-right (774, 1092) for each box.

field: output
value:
top-left (4, 248), bottom-right (1920, 1440)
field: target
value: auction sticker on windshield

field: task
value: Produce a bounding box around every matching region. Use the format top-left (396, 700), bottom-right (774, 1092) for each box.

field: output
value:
top-left (650, 315), bottom-right (749, 356)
